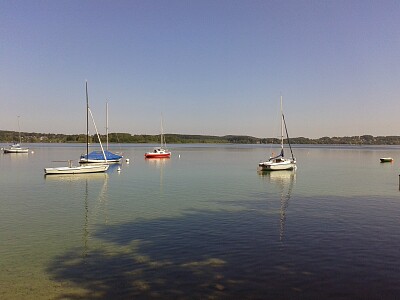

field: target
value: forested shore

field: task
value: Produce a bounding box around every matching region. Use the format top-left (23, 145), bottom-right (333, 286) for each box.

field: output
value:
top-left (1, 130), bottom-right (400, 145)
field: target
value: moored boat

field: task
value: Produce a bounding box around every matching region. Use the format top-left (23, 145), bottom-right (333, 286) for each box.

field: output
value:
top-left (45, 160), bottom-right (109, 174)
top-left (145, 147), bottom-right (171, 158)
top-left (80, 150), bottom-right (122, 163)
top-left (380, 157), bottom-right (393, 163)
top-left (3, 116), bottom-right (29, 154)
top-left (145, 115), bottom-right (171, 159)
top-left (258, 96), bottom-right (296, 171)
top-left (3, 143), bottom-right (29, 153)
top-left (44, 82), bottom-right (109, 175)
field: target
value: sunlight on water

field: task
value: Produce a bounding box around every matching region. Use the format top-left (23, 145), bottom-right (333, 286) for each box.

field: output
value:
top-left (1, 144), bottom-right (400, 299)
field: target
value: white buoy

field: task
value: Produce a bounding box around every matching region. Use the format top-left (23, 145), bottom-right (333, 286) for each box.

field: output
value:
top-left (31, 151), bottom-right (34, 154)
top-left (117, 166), bottom-right (121, 172)
top-left (126, 158), bottom-right (130, 163)
top-left (178, 154), bottom-right (181, 158)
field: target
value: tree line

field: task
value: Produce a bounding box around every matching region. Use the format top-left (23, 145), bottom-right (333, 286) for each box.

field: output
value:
top-left (1, 130), bottom-right (400, 145)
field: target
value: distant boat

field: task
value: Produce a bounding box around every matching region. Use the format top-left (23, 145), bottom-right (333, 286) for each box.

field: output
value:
top-left (3, 116), bottom-right (29, 154)
top-left (145, 115), bottom-right (171, 159)
top-left (380, 157), bottom-right (393, 163)
top-left (80, 102), bottom-right (122, 163)
top-left (258, 96), bottom-right (296, 171)
top-left (3, 143), bottom-right (29, 154)
top-left (45, 82), bottom-right (109, 175)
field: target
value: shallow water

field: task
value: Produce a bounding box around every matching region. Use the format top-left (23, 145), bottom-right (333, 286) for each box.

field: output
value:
top-left (1, 143), bottom-right (400, 299)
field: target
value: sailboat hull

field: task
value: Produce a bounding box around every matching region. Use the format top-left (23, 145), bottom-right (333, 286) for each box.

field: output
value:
top-left (145, 152), bottom-right (171, 158)
top-left (44, 164), bottom-right (109, 175)
top-left (259, 160), bottom-right (296, 171)
top-left (3, 143), bottom-right (29, 153)
top-left (3, 148), bottom-right (29, 153)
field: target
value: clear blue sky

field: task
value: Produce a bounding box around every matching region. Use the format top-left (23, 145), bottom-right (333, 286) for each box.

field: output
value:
top-left (1, 0), bottom-right (399, 138)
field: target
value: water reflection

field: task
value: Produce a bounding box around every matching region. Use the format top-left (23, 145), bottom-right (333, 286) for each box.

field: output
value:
top-left (2, 152), bottom-right (30, 162)
top-left (44, 172), bottom-right (109, 258)
top-left (259, 170), bottom-right (295, 241)
top-left (145, 157), bottom-right (170, 168)
top-left (83, 174), bottom-right (109, 258)
top-left (145, 158), bottom-right (170, 191)
top-left (44, 172), bottom-right (108, 182)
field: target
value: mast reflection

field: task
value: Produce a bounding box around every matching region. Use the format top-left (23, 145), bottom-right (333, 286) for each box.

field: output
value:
top-left (259, 170), bottom-right (295, 241)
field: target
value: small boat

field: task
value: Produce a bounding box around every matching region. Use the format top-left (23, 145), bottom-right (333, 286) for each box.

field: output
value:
top-left (145, 115), bottom-right (171, 159)
top-left (145, 147), bottom-right (171, 158)
top-left (3, 116), bottom-right (29, 154)
top-left (80, 102), bottom-right (122, 163)
top-left (380, 157), bottom-right (393, 163)
top-left (45, 160), bottom-right (109, 175)
top-left (3, 143), bottom-right (29, 153)
top-left (259, 96), bottom-right (296, 171)
top-left (44, 82), bottom-right (109, 175)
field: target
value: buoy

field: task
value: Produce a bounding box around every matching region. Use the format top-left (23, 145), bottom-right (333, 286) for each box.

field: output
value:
top-left (117, 166), bottom-right (121, 172)
top-left (178, 154), bottom-right (181, 158)
top-left (31, 151), bottom-right (34, 154)
top-left (126, 158), bottom-right (130, 163)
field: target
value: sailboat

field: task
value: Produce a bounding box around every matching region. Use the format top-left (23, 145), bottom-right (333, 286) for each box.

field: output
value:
top-left (3, 116), bottom-right (29, 153)
top-left (145, 115), bottom-right (171, 158)
top-left (79, 101), bottom-right (123, 163)
top-left (258, 96), bottom-right (296, 171)
top-left (44, 82), bottom-right (109, 175)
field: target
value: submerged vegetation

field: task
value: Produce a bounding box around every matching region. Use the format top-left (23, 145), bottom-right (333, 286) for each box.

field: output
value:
top-left (1, 130), bottom-right (400, 145)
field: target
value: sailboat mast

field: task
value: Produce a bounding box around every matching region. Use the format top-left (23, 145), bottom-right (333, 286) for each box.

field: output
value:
top-left (160, 114), bottom-right (164, 148)
top-left (17, 115), bottom-right (21, 144)
top-left (280, 95), bottom-right (284, 152)
top-left (106, 101), bottom-right (109, 151)
top-left (86, 81), bottom-right (89, 157)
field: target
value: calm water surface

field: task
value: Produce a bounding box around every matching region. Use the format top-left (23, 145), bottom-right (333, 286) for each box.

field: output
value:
top-left (1, 143), bottom-right (400, 299)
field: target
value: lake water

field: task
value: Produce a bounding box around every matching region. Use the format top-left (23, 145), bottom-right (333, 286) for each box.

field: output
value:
top-left (1, 143), bottom-right (400, 299)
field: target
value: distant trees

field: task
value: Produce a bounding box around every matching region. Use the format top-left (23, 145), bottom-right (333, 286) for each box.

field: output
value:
top-left (2, 130), bottom-right (400, 145)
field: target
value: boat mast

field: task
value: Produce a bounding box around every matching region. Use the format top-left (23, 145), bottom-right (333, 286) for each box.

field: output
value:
top-left (281, 95), bottom-right (295, 161)
top-left (106, 101), bottom-right (109, 151)
top-left (280, 95), bottom-right (284, 154)
top-left (86, 81), bottom-right (89, 158)
top-left (160, 113), bottom-right (164, 148)
top-left (17, 115), bottom-right (21, 144)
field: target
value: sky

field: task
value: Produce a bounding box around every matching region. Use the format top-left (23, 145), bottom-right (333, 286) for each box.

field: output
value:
top-left (1, 0), bottom-right (399, 139)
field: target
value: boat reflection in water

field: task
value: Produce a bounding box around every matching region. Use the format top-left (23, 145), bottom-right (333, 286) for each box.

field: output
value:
top-left (44, 172), bottom-right (109, 256)
top-left (145, 157), bottom-right (170, 167)
top-left (145, 157), bottom-right (171, 192)
top-left (43, 170), bottom-right (109, 182)
top-left (258, 170), bottom-right (295, 241)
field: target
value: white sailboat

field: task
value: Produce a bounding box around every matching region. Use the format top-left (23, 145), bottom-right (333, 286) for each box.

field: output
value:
top-left (258, 96), bottom-right (296, 171)
top-left (145, 114), bottom-right (171, 158)
top-left (44, 82), bottom-right (109, 175)
top-left (3, 116), bottom-right (29, 153)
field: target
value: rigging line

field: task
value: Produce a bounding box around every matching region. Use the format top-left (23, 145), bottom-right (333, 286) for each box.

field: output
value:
top-left (88, 107), bottom-right (108, 163)
top-left (282, 113), bottom-right (295, 160)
